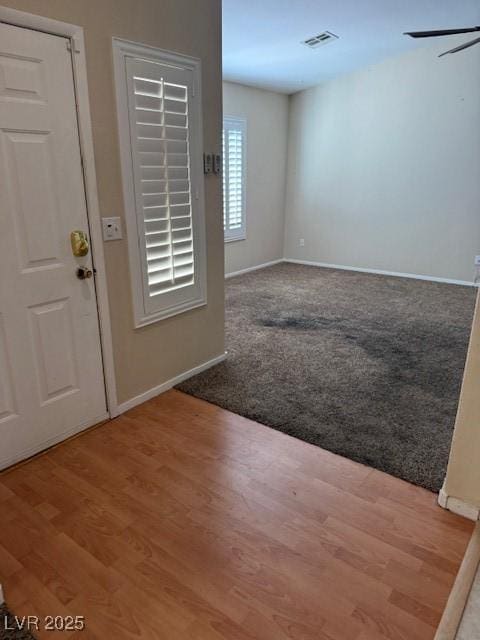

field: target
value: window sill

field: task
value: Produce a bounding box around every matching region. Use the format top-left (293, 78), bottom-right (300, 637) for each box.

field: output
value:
top-left (225, 235), bottom-right (246, 244)
top-left (134, 296), bottom-right (207, 328)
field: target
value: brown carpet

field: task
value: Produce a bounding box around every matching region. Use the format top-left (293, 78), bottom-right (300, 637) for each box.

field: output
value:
top-left (177, 263), bottom-right (476, 491)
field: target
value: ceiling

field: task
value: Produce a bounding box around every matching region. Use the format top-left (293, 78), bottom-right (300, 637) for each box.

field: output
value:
top-left (222, 0), bottom-right (480, 93)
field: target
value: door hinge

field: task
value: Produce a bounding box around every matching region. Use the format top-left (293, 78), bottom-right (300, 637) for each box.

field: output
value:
top-left (66, 40), bottom-right (80, 54)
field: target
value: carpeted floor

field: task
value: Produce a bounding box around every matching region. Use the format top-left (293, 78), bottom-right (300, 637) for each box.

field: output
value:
top-left (177, 263), bottom-right (477, 491)
top-left (0, 605), bottom-right (36, 640)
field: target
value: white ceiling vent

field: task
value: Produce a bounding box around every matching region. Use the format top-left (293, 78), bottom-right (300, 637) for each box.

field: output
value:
top-left (302, 31), bottom-right (339, 49)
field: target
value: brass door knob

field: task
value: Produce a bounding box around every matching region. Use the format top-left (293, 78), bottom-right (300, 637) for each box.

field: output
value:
top-left (71, 230), bottom-right (89, 257)
top-left (77, 266), bottom-right (93, 280)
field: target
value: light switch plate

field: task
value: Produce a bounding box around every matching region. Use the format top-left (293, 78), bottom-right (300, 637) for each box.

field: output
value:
top-left (102, 217), bottom-right (122, 241)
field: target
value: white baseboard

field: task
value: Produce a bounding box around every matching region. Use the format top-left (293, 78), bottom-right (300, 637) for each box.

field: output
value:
top-left (113, 352), bottom-right (227, 416)
top-left (225, 259), bottom-right (283, 279)
top-left (284, 258), bottom-right (477, 287)
top-left (438, 487), bottom-right (480, 521)
top-left (225, 257), bottom-right (476, 286)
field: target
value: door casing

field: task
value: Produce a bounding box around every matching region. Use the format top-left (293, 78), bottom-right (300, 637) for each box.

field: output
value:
top-left (0, 6), bottom-right (118, 421)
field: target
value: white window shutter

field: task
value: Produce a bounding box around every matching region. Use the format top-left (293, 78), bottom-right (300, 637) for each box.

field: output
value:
top-left (223, 117), bottom-right (246, 241)
top-left (113, 40), bottom-right (206, 327)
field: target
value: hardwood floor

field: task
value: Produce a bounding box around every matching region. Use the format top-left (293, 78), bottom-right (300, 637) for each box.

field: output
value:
top-left (0, 390), bottom-right (473, 640)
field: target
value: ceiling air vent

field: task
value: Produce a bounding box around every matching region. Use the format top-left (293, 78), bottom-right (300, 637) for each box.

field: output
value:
top-left (302, 31), bottom-right (339, 49)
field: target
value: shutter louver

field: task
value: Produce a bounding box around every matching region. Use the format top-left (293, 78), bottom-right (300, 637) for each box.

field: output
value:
top-left (223, 117), bottom-right (246, 240)
top-left (132, 69), bottom-right (194, 298)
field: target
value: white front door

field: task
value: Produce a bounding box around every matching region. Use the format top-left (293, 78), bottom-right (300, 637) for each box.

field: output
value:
top-left (0, 22), bottom-right (107, 469)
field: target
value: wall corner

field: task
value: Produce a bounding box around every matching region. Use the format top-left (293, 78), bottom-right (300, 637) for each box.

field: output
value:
top-left (438, 484), bottom-right (480, 521)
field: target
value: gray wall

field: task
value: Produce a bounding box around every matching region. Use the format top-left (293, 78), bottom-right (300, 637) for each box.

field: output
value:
top-left (284, 40), bottom-right (480, 282)
top-left (223, 82), bottom-right (289, 274)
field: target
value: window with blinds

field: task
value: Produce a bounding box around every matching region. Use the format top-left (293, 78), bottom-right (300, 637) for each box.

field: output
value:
top-left (113, 40), bottom-right (206, 327)
top-left (223, 117), bottom-right (246, 241)
top-left (131, 71), bottom-right (194, 296)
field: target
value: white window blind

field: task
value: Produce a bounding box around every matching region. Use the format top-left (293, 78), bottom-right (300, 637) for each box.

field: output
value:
top-left (113, 40), bottom-right (206, 327)
top-left (131, 70), bottom-right (194, 296)
top-left (223, 117), bottom-right (246, 241)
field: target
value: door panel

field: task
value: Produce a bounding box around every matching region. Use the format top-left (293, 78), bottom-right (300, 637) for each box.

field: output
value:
top-left (4, 131), bottom-right (62, 270)
top-left (0, 314), bottom-right (16, 421)
top-left (0, 52), bottom-right (46, 103)
top-left (29, 299), bottom-right (79, 404)
top-left (0, 22), bottom-right (107, 469)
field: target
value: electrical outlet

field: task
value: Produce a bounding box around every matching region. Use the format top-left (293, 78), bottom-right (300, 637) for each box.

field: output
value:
top-left (102, 217), bottom-right (122, 241)
top-left (299, 238), bottom-right (305, 247)
top-left (475, 255), bottom-right (480, 267)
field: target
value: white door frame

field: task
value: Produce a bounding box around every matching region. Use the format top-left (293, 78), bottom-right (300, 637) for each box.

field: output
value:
top-left (0, 6), bottom-right (118, 416)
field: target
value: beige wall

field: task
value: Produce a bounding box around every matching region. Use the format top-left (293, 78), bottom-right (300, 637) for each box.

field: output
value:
top-left (223, 81), bottom-right (288, 274)
top-left (444, 291), bottom-right (480, 510)
top-left (1, 0), bottom-right (224, 404)
top-left (284, 40), bottom-right (480, 282)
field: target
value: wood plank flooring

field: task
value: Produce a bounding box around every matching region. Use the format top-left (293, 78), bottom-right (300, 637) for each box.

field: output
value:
top-left (0, 389), bottom-right (473, 640)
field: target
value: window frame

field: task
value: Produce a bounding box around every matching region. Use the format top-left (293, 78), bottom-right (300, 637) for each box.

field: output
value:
top-left (112, 38), bottom-right (207, 328)
top-left (223, 115), bottom-right (247, 243)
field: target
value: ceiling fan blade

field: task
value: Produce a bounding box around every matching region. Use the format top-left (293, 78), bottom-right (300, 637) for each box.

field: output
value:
top-left (438, 35), bottom-right (480, 57)
top-left (404, 26), bottom-right (480, 38)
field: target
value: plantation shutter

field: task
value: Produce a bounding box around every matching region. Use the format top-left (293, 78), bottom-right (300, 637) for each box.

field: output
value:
top-left (223, 117), bottom-right (246, 241)
top-left (122, 55), bottom-right (206, 324)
